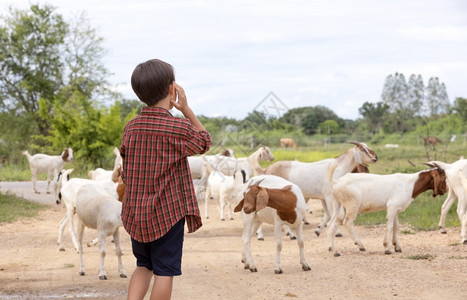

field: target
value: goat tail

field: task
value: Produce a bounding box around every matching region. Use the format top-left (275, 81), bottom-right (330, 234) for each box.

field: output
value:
top-left (327, 161), bottom-right (339, 186)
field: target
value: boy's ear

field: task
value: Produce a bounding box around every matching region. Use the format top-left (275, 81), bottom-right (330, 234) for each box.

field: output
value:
top-left (170, 82), bottom-right (176, 95)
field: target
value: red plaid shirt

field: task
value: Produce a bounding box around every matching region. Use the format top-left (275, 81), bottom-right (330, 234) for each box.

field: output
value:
top-left (120, 107), bottom-right (211, 243)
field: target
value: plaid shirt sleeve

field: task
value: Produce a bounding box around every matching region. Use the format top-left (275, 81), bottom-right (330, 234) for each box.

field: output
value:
top-left (120, 107), bottom-right (211, 243)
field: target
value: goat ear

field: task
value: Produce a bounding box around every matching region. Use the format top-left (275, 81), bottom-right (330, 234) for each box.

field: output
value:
top-left (234, 200), bottom-right (244, 212)
top-left (111, 167), bottom-right (121, 183)
top-left (353, 148), bottom-right (362, 164)
top-left (255, 188), bottom-right (269, 211)
top-left (432, 171), bottom-right (440, 197)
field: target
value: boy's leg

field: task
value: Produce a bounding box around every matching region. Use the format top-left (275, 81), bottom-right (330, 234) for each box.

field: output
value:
top-left (150, 275), bottom-right (174, 300)
top-left (127, 266), bottom-right (153, 300)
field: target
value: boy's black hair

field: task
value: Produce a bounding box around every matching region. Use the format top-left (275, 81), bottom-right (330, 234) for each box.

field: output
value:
top-left (131, 59), bottom-right (175, 106)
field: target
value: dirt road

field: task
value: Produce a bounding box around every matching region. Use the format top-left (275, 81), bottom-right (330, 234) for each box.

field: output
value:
top-left (0, 181), bottom-right (466, 299)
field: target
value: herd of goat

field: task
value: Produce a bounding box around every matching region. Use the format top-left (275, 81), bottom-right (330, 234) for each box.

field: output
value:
top-left (19, 141), bottom-right (467, 278)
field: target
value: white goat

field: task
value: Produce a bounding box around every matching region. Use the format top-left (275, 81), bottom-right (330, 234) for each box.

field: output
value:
top-left (262, 142), bottom-right (378, 236)
top-left (57, 169), bottom-right (119, 252)
top-left (22, 148), bottom-right (74, 202)
top-left (210, 146), bottom-right (275, 179)
top-left (88, 147), bottom-right (123, 181)
top-left (204, 169), bottom-right (246, 220)
top-left (455, 170), bottom-right (467, 244)
top-left (234, 175), bottom-right (311, 274)
top-left (326, 162), bottom-right (447, 256)
top-left (188, 148), bottom-right (235, 179)
top-left (195, 146), bottom-right (275, 207)
top-left (75, 183), bottom-right (127, 280)
top-left (429, 159), bottom-right (467, 243)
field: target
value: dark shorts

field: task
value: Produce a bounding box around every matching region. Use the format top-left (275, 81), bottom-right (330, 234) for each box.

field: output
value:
top-left (131, 218), bottom-right (185, 276)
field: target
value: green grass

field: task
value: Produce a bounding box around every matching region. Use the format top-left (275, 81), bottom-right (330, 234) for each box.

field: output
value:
top-left (0, 192), bottom-right (48, 223)
top-left (406, 254), bottom-right (436, 260)
top-left (0, 165), bottom-right (34, 181)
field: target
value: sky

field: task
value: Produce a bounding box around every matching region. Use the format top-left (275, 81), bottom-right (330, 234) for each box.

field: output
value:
top-left (2, 0), bottom-right (467, 120)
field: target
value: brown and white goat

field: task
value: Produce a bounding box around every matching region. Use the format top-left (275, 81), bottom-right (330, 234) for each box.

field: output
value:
top-left (326, 162), bottom-right (447, 256)
top-left (234, 175), bottom-right (311, 274)
top-left (429, 159), bottom-right (467, 243)
top-left (257, 142), bottom-right (377, 236)
top-left (22, 148), bottom-right (74, 202)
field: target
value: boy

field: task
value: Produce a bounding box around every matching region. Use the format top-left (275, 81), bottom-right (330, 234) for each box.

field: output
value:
top-left (120, 59), bottom-right (211, 300)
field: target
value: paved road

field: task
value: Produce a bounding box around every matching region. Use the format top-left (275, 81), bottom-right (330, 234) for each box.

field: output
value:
top-left (0, 181), bottom-right (58, 204)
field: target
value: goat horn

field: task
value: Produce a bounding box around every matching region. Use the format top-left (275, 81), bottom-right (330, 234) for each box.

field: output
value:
top-left (432, 162), bottom-right (444, 172)
top-left (249, 178), bottom-right (265, 187)
top-left (347, 141), bottom-right (361, 146)
top-left (424, 162), bottom-right (436, 168)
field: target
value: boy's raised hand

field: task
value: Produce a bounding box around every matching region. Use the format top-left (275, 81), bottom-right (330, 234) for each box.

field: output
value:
top-left (171, 83), bottom-right (189, 113)
top-left (171, 82), bottom-right (207, 132)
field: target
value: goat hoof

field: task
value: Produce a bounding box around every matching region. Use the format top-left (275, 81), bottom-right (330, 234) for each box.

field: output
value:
top-left (79, 272), bottom-right (85, 276)
top-left (230, 217), bottom-right (234, 220)
top-left (359, 247), bottom-right (366, 252)
top-left (120, 274), bottom-right (127, 278)
top-left (59, 248), bottom-right (65, 252)
top-left (302, 265), bottom-right (311, 271)
top-left (47, 192), bottom-right (51, 194)
top-left (244, 265), bottom-right (249, 269)
top-left (35, 191), bottom-right (40, 194)
top-left (334, 252), bottom-right (341, 257)
top-left (221, 218), bottom-right (225, 221)
top-left (99, 275), bottom-right (107, 280)
top-left (275, 269), bottom-right (283, 274)
top-left (257, 237), bottom-right (264, 241)
top-left (384, 250), bottom-right (392, 255)
top-left (304, 221), bottom-right (310, 225)
top-left (250, 268), bottom-right (257, 273)
top-left (462, 240), bottom-right (467, 245)
top-left (55, 200), bottom-right (60, 205)
top-left (314, 230), bottom-right (320, 237)
top-left (438, 227), bottom-right (447, 234)
top-left (335, 233), bottom-right (343, 237)
top-left (395, 249), bottom-right (402, 253)
top-left (290, 236), bottom-right (297, 240)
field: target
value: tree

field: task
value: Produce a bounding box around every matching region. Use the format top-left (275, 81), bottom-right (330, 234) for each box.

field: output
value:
top-left (319, 120), bottom-right (340, 135)
top-left (358, 101), bottom-right (389, 135)
top-left (407, 74), bottom-right (425, 116)
top-left (0, 4), bottom-right (67, 137)
top-left (381, 72), bottom-right (451, 118)
top-left (281, 106), bottom-right (341, 135)
top-left (425, 77), bottom-right (450, 116)
top-left (452, 97), bottom-right (467, 132)
top-left (381, 73), bottom-right (408, 114)
top-left (0, 4), bottom-right (111, 150)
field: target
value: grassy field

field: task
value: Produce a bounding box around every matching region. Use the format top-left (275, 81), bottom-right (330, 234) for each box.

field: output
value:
top-left (0, 142), bottom-right (463, 229)
top-left (0, 192), bottom-right (48, 223)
